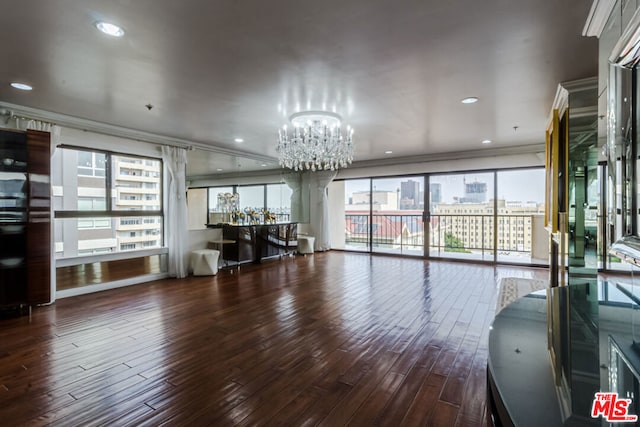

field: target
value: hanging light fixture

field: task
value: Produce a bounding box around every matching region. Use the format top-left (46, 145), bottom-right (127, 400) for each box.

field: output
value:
top-left (276, 111), bottom-right (354, 171)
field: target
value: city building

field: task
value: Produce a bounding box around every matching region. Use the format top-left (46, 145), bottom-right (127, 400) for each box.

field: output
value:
top-left (347, 190), bottom-right (399, 211)
top-left (430, 183), bottom-right (442, 204)
top-left (52, 151), bottom-right (162, 257)
top-left (400, 179), bottom-right (420, 209)
top-left (432, 198), bottom-right (544, 253)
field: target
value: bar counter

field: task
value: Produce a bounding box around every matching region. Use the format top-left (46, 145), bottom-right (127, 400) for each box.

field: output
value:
top-left (206, 222), bottom-right (297, 264)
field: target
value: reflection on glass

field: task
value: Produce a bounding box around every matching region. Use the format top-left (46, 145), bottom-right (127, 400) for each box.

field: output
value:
top-left (77, 151), bottom-right (106, 177)
top-left (112, 155), bottom-right (162, 211)
top-left (266, 183), bottom-right (292, 222)
top-left (54, 216), bottom-right (162, 258)
top-left (237, 185), bottom-right (265, 212)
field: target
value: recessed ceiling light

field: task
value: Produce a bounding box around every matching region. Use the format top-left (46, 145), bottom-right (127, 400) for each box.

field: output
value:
top-left (216, 168), bottom-right (223, 172)
top-left (11, 82), bottom-right (32, 91)
top-left (234, 138), bottom-right (244, 143)
top-left (482, 139), bottom-right (492, 144)
top-left (461, 97), bottom-right (479, 104)
top-left (95, 21), bottom-right (125, 37)
top-left (261, 164), bottom-right (267, 167)
top-left (384, 150), bottom-right (393, 154)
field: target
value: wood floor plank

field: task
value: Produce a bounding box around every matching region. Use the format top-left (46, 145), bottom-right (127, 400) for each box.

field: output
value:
top-left (0, 252), bottom-right (547, 425)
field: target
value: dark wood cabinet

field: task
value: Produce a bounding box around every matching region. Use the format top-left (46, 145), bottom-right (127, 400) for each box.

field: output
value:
top-left (221, 223), bottom-right (297, 264)
top-left (0, 129), bottom-right (50, 314)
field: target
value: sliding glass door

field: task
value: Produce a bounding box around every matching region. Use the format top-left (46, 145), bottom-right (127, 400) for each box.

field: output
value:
top-left (344, 179), bottom-right (371, 252)
top-left (429, 172), bottom-right (495, 261)
top-left (370, 177), bottom-right (424, 255)
top-left (343, 176), bottom-right (425, 255)
top-left (340, 167), bottom-right (547, 266)
top-left (496, 169), bottom-right (546, 264)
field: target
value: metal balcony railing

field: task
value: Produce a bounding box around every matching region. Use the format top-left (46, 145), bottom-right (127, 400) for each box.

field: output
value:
top-left (345, 213), bottom-right (537, 260)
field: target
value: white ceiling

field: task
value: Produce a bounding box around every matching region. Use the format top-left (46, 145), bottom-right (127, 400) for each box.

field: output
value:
top-left (0, 1), bottom-right (597, 176)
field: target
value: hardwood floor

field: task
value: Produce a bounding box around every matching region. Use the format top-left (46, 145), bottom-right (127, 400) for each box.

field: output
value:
top-left (0, 252), bottom-right (547, 426)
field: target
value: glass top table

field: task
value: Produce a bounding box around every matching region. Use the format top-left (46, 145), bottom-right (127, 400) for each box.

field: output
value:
top-left (488, 280), bottom-right (640, 426)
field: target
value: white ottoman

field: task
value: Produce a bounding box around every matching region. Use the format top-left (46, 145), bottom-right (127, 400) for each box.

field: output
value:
top-left (297, 236), bottom-right (315, 254)
top-left (190, 249), bottom-right (220, 276)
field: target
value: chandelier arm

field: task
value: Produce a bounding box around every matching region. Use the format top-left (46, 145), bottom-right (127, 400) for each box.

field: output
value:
top-left (277, 110), bottom-right (354, 171)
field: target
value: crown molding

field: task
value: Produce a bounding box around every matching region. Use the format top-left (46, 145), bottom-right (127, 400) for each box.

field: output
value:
top-left (0, 101), bottom-right (277, 163)
top-left (583, 0), bottom-right (617, 38)
top-left (548, 77), bottom-right (598, 124)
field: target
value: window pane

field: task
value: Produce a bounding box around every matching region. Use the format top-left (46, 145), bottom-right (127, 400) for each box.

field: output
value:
top-left (56, 149), bottom-right (107, 208)
top-left (496, 169), bottom-right (546, 265)
top-left (237, 185), bottom-right (265, 212)
top-left (370, 177), bottom-right (424, 256)
top-left (54, 216), bottom-right (163, 259)
top-left (208, 187), bottom-right (235, 212)
top-left (112, 155), bottom-right (162, 211)
top-left (78, 151), bottom-right (92, 168)
top-left (53, 147), bottom-right (164, 260)
top-left (77, 152), bottom-right (106, 177)
top-left (429, 172), bottom-right (494, 261)
top-left (77, 197), bottom-right (105, 211)
top-left (266, 183), bottom-right (292, 222)
top-left (345, 179), bottom-right (371, 252)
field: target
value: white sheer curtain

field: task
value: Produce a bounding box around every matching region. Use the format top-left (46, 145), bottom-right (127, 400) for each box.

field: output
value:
top-left (162, 146), bottom-right (189, 278)
top-left (309, 170), bottom-right (337, 251)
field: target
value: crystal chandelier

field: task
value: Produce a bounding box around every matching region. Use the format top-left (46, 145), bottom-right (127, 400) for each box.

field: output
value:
top-left (276, 111), bottom-right (354, 171)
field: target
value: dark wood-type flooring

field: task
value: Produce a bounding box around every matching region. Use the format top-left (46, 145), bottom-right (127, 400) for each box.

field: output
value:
top-left (0, 252), bottom-right (547, 426)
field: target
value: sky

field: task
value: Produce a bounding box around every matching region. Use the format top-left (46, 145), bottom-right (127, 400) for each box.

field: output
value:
top-left (345, 169), bottom-right (546, 204)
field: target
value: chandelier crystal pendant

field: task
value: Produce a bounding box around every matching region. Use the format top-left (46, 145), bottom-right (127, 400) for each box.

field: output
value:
top-left (276, 111), bottom-right (354, 171)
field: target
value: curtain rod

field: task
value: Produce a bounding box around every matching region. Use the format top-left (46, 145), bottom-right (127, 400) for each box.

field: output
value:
top-left (56, 143), bottom-right (166, 160)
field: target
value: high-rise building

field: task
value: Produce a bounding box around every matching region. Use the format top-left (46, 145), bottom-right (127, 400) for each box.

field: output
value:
top-left (113, 156), bottom-right (162, 252)
top-left (430, 183), bottom-right (441, 204)
top-left (460, 179), bottom-right (487, 203)
top-left (400, 179), bottom-right (420, 209)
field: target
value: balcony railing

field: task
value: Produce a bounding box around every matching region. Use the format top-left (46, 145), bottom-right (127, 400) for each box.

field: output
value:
top-left (345, 214), bottom-right (423, 254)
top-left (345, 213), bottom-right (542, 263)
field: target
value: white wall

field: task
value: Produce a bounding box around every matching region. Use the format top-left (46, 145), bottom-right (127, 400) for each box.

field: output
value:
top-left (328, 180), bottom-right (346, 249)
top-left (189, 171), bottom-right (286, 188)
top-left (60, 127), bottom-right (162, 158)
top-left (187, 188), bottom-right (208, 230)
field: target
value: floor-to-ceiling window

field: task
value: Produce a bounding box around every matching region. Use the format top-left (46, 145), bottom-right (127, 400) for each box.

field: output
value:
top-left (204, 183), bottom-right (292, 224)
top-left (429, 172), bottom-right (495, 261)
top-left (370, 176), bottom-right (424, 255)
top-left (266, 183), bottom-right (293, 222)
top-left (344, 179), bottom-right (371, 252)
top-left (496, 169), bottom-right (546, 264)
top-left (339, 167), bottom-right (547, 266)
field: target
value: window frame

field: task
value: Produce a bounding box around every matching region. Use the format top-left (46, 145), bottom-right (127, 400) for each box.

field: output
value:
top-left (55, 146), bottom-right (164, 220)
top-left (202, 183), bottom-right (292, 223)
top-left (54, 146), bottom-right (165, 261)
